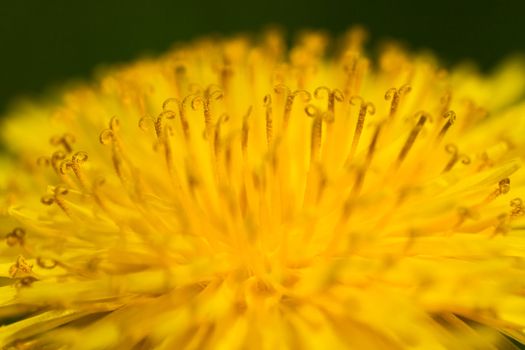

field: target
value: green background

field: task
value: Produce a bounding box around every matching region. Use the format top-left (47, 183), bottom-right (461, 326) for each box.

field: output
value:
top-left (1, 0), bottom-right (525, 115)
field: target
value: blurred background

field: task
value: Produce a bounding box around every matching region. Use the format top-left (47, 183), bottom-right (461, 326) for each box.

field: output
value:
top-left (1, 0), bottom-right (525, 115)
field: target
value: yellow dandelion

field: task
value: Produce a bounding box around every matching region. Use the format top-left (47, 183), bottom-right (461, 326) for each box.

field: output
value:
top-left (1, 28), bottom-right (525, 349)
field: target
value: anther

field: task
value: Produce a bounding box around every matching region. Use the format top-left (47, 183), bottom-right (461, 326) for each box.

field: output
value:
top-left (59, 151), bottom-right (89, 187)
top-left (264, 94), bottom-right (273, 147)
top-left (396, 112), bottom-right (427, 166)
top-left (242, 106), bottom-right (252, 157)
top-left (480, 178), bottom-right (511, 206)
top-left (192, 85), bottom-right (224, 139)
top-left (439, 90), bottom-right (452, 117)
top-left (15, 276), bottom-right (38, 288)
top-left (498, 178), bottom-right (511, 194)
top-left (5, 227), bottom-right (26, 247)
top-left (314, 86), bottom-right (344, 116)
top-left (442, 144), bottom-right (470, 172)
top-left (162, 95), bottom-right (194, 140)
top-left (348, 96), bottom-right (375, 162)
top-left (274, 85), bottom-right (311, 130)
top-left (494, 213), bottom-right (510, 236)
top-left (510, 198), bottom-right (525, 217)
top-left (99, 117), bottom-right (121, 145)
top-left (436, 110), bottom-right (456, 142)
top-left (50, 133), bottom-right (76, 153)
top-left (154, 110), bottom-right (176, 139)
top-left (41, 185), bottom-right (70, 217)
top-left (38, 151), bottom-right (67, 175)
top-left (365, 121), bottom-right (383, 167)
top-left (305, 104), bottom-right (332, 162)
top-left (214, 114), bottom-right (230, 158)
top-left (36, 257), bottom-right (58, 269)
top-left (9, 256), bottom-right (34, 279)
top-left (385, 84), bottom-right (411, 117)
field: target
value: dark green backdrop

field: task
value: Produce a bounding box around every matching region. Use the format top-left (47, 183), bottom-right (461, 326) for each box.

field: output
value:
top-left (1, 0), bottom-right (525, 115)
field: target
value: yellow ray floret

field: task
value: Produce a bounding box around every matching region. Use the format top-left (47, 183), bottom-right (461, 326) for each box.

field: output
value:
top-left (1, 28), bottom-right (525, 349)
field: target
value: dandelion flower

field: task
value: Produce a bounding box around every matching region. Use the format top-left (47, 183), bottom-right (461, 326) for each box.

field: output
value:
top-left (1, 28), bottom-right (525, 349)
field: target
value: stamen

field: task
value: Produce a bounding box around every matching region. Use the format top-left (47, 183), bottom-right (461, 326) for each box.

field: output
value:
top-left (385, 84), bottom-right (411, 118)
top-left (9, 255), bottom-right (34, 279)
top-left (154, 110), bottom-right (176, 139)
top-left (38, 151), bottom-right (67, 175)
top-left (439, 90), bottom-right (452, 117)
top-left (15, 276), bottom-right (38, 288)
top-left (264, 95), bottom-right (273, 147)
top-left (242, 106), bottom-right (252, 157)
top-left (174, 64), bottom-right (188, 96)
top-left (455, 207), bottom-right (479, 227)
top-left (214, 114), bottom-right (230, 158)
top-left (36, 257), bottom-right (58, 269)
top-left (218, 57), bottom-right (234, 91)
top-left (99, 118), bottom-right (127, 181)
top-left (50, 133), bottom-right (76, 153)
top-left (5, 227), bottom-right (25, 247)
top-left (396, 112), bottom-right (428, 166)
top-left (510, 198), bottom-right (525, 218)
top-left (483, 178), bottom-right (511, 205)
top-left (436, 110), bottom-right (456, 142)
top-left (99, 117), bottom-right (121, 145)
top-left (493, 213), bottom-right (510, 236)
top-left (305, 105), bottom-right (332, 162)
top-left (343, 54), bottom-right (358, 96)
top-left (314, 86), bottom-right (344, 116)
top-left (365, 121), bottom-right (383, 166)
top-left (274, 84), bottom-right (311, 130)
top-left (499, 178), bottom-right (511, 194)
top-left (162, 95), bottom-right (194, 140)
top-left (192, 85), bottom-right (224, 139)
top-left (347, 96), bottom-right (376, 163)
top-left (59, 151), bottom-right (89, 188)
top-left (442, 144), bottom-right (470, 172)
top-left (41, 185), bottom-right (71, 217)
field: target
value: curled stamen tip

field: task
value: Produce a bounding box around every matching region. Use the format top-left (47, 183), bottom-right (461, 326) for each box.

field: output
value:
top-left (41, 195), bottom-right (55, 206)
top-left (162, 97), bottom-right (178, 110)
top-left (72, 151), bottom-right (88, 163)
top-left (54, 185), bottom-right (69, 196)
top-left (314, 86), bottom-right (330, 98)
top-left (334, 89), bottom-right (344, 101)
top-left (499, 178), bottom-right (511, 194)
top-left (274, 84), bottom-right (290, 94)
top-left (323, 111), bottom-right (335, 123)
top-left (36, 257), bottom-right (58, 269)
top-left (460, 155), bottom-right (471, 165)
top-left (99, 129), bottom-right (115, 145)
top-left (445, 144), bottom-right (458, 154)
top-left (191, 96), bottom-right (203, 110)
top-left (59, 161), bottom-right (72, 175)
top-left (217, 113), bottom-right (230, 124)
top-left (399, 84), bottom-right (412, 94)
top-left (5, 228), bottom-right (26, 247)
top-left (444, 110), bottom-right (456, 122)
top-left (510, 198), bottom-right (525, 217)
top-left (304, 104), bottom-right (319, 117)
top-left (109, 116), bottom-right (120, 131)
top-left (384, 88), bottom-right (396, 100)
top-left (51, 151), bottom-right (67, 163)
top-left (350, 96), bottom-right (363, 105)
top-left (138, 116), bottom-right (152, 131)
